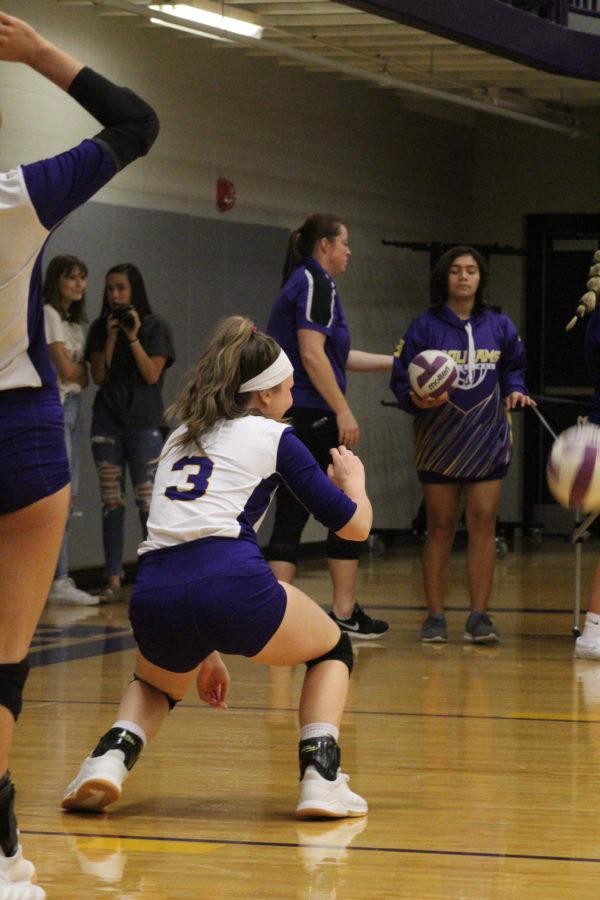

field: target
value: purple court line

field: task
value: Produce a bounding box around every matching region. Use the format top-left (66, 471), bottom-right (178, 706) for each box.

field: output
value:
top-left (20, 828), bottom-right (600, 865)
top-left (23, 697), bottom-right (600, 727)
top-left (369, 605), bottom-right (577, 614)
top-left (28, 633), bottom-right (136, 668)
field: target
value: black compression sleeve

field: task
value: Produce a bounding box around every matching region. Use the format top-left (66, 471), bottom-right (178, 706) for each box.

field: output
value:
top-left (67, 66), bottom-right (159, 171)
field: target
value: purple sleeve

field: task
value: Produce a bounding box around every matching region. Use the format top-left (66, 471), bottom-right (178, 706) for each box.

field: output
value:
top-left (498, 316), bottom-right (528, 397)
top-left (295, 268), bottom-right (335, 337)
top-left (22, 139), bottom-right (116, 231)
top-left (389, 320), bottom-right (426, 415)
top-left (276, 429), bottom-right (357, 532)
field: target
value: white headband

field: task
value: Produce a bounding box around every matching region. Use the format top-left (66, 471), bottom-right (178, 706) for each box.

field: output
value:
top-left (238, 349), bottom-right (294, 393)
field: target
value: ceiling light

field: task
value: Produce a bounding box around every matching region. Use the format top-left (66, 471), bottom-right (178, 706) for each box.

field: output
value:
top-left (149, 3), bottom-right (263, 39)
top-left (149, 17), bottom-right (233, 42)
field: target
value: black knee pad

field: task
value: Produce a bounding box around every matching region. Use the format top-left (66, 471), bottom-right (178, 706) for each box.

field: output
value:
top-left (133, 674), bottom-right (180, 711)
top-left (264, 542), bottom-right (299, 565)
top-left (306, 632), bottom-right (353, 675)
top-left (0, 659), bottom-right (29, 721)
top-left (326, 532), bottom-right (363, 561)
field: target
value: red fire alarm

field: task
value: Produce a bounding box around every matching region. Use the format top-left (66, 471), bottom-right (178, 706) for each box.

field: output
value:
top-left (216, 177), bottom-right (236, 213)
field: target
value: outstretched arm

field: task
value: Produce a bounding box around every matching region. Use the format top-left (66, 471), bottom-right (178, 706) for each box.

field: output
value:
top-left (346, 350), bottom-right (393, 372)
top-left (0, 12), bottom-right (82, 88)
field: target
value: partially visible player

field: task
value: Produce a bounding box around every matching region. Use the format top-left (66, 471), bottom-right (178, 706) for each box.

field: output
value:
top-left (63, 316), bottom-right (371, 820)
top-left (575, 305), bottom-right (600, 659)
top-left (391, 246), bottom-right (535, 645)
top-left (0, 12), bottom-right (159, 897)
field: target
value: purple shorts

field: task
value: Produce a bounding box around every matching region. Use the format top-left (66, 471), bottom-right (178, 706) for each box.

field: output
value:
top-left (130, 536), bottom-right (287, 673)
top-left (0, 386), bottom-right (69, 514)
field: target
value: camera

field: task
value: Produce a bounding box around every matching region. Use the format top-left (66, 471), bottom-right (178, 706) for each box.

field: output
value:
top-left (110, 304), bottom-right (136, 330)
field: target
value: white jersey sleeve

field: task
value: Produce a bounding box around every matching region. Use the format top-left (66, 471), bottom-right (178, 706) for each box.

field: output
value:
top-left (140, 416), bottom-right (289, 553)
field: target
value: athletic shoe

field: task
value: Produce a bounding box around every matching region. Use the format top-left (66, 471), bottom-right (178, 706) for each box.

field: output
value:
top-left (0, 871), bottom-right (45, 899)
top-left (296, 767), bottom-right (368, 819)
top-left (47, 577), bottom-right (99, 607)
top-left (329, 603), bottom-right (388, 639)
top-left (420, 613), bottom-right (447, 643)
top-left (463, 611), bottom-right (499, 644)
top-left (575, 635), bottom-right (600, 660)
top-left (62, 751), bottom-right (128, 812)
top-left (0, 845), bottom-right (35, 884)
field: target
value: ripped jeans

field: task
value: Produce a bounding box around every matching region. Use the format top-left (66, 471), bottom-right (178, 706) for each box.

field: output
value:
top-left (91, 409), bottom-right (164, 579)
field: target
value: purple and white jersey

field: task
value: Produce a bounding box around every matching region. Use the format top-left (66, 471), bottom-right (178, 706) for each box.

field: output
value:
top-left (140, 414), bottom-right (357, 553)
top-left (390, 304), bottom-right (528, 479)
top-left (267, 258), bottom-right (350, 412)
top-left (0, 140), bottom-right (115, 394)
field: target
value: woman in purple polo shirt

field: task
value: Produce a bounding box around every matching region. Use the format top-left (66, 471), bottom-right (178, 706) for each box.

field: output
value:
top-left (391, 246), bottom-right (535, 645)
top-left (266, 213), bottom-right (392, 639)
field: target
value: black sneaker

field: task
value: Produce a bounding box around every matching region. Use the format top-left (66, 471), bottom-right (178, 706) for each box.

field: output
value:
top-left (329, 602), bottom-right (389, 639)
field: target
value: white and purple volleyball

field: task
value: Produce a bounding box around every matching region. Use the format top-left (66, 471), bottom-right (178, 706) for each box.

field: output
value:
top-left (408, 350), bottom-right (459, 399)
top-left (547, 424), bottom-right (600, 512)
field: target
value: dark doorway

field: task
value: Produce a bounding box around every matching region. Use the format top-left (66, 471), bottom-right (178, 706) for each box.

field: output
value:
top-left (524, 214), bottom-right (600, 526)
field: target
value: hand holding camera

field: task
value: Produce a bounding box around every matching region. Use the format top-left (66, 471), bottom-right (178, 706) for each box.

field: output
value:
top-left (109, 304), bottom-right (140, 342)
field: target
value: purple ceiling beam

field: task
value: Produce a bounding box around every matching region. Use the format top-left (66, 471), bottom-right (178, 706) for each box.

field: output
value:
top-left (338, 0), bottom-right (600, 81)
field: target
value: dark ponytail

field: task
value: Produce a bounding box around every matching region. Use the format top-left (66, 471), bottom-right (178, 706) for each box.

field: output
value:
top-left (281, 214), bottom-right (344, 286)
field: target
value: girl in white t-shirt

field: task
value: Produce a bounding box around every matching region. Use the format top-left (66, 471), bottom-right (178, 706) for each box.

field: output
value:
top-left (43, 255), bottom-right (97, 606)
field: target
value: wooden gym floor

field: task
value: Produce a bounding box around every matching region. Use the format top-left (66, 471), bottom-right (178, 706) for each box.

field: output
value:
top-left (12, 536), bottom-right (600, 899)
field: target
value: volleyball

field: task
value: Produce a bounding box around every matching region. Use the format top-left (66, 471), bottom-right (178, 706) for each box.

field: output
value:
top-left (547, 424), bottom-right (600, 511)
top-left (408, 350), bottom-right (459, 399)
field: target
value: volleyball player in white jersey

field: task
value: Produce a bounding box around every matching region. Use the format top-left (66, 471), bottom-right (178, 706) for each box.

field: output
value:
top-left (63, 316), bottom-right (372, 819)
top-left (0, 12), bottom-right (158, 898)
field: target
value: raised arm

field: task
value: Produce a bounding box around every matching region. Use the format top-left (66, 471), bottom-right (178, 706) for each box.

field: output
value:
top-left (0, 12), bottom-right (83, 87)
top-left (0, 12), bottom-right (159, 232)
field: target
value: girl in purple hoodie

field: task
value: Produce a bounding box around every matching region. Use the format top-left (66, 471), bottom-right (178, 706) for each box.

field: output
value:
top-left (390, 246), bottom-right (535, 644)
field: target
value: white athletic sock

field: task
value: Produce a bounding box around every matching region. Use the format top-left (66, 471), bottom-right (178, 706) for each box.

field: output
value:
top-left (113, 720), bottom-right (147, 746)
top-left (300, 723), bottom-right (339, 743)
top-left (582, 613), bottom-right (600, 641)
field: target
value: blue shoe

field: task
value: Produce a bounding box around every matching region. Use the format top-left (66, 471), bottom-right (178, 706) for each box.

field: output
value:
top-left (420, 613), bottom-right (447, 643)
top-left (463, 611), bottom-right (499, 644)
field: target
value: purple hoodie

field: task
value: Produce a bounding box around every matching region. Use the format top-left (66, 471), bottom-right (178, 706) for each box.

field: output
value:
top-left (390, 304), bottom-right (528, 479)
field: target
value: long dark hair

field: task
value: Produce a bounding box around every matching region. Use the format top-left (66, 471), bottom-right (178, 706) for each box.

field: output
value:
top-left (281, 213), bottom-right (344, 286)
top-left (43, 255), bottom-right (88, 323)
top-left (167, 316), bottom-right (281, 451)
top-left (430, 246), bottom-right (489, 313)
top-left (100, 263), bottom-right (153, 319)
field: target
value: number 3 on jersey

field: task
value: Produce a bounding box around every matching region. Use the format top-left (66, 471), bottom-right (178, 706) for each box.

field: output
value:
top-left (165, 455), bottom-right (214, 501)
